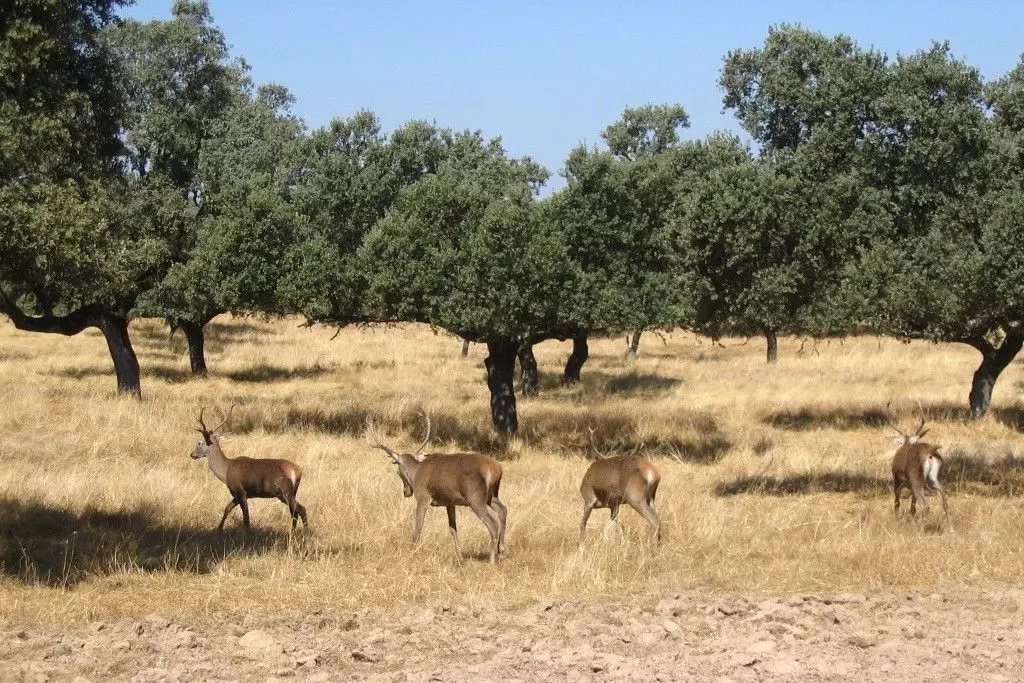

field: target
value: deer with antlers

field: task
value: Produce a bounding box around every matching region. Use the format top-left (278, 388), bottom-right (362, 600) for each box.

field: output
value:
top-left (886, 401), bottom-right (950, 528)
top-left (579, 428), bottom-right (661, 545)
top-left (190, 406), bottom-right (308, 532)
top-left (368, 413), bottom-right (507, 563)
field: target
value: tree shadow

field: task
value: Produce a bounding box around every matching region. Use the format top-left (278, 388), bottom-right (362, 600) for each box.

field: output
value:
top-left (0, 497), bottom-right (288, 587)
top-left (715, 451), bottom-right (1024, 498)
top-left (762, 400), bottom-right (970, 432)
top-left (534, 370), bottom-right (681, 398)
top-left (942, 450), bottom-right (1024, 496)
top-left (225, 363), bottom-right (333, 383)
top-left (47, 365), bottom-right (111, 379)
top-left (715, 472), bottom-right (888, 497)
top-left (993, 406), bottom-right (1024, 433)
top-left (526, 409), bottom-right (730, 464)
top-left (145, 365), bottom-right (197, 384)
top-left (762, 407), bottom-right (890, 431)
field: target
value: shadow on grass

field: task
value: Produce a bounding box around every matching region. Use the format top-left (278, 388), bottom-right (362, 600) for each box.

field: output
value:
top-left (763, 400), bottom-right (972, 432)
top-left (992, 406), bottom-right (1024, 433)
top-left (533, 369), bottom-right (681, 398)
top-left (0, 498), bottom-right (290, 587)
top-left (225, 362), bottom-right (332, 383)
top-left (763, 407), bottom-right (890, 431)
top-left (716, 452), bottom-right (1024, 498)
top-left (47, 365), bottom-right (111, 379)
top-left (715, 472), bottom-right (889, 497)
top-left (145, 365), bottom-right (197, 384)
top-left (942, 451), bottom-right (1024, 496)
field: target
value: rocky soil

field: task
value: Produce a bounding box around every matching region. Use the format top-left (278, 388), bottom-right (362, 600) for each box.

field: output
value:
top-left (3, 589), bottom-right (1023, 681)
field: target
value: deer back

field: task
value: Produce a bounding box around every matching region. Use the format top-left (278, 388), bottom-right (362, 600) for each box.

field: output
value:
top-left (891, 442), bottom-right (942, 479)
top-left (582, 453), bottom-right (659, 496)
top-left (414, 452), bottom-right (502, 502)
top-left (226, 456), bottom-right (302, 498)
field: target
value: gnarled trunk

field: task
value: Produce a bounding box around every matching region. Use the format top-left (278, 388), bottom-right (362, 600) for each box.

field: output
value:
top-left (564, 333), bottom-right (589, 383)
top-left (517, 338), bottom-right (539, 397)
top-left (0, 292), bottom-right (142, 398)
top-left (627, 330), bottom-right (642, 360)
top-left (461, 339), bottom-right (470, 357)
top-left (180, 320), bottom-right (208, 376)
top-left (485, 338), bottom-right (519, 434)
top-left (99, 314), bottom-right (141, 397)
top-left (765, 329), bottom-right (778, 364)
top-left (968, 330), bottom-right (1024, 420)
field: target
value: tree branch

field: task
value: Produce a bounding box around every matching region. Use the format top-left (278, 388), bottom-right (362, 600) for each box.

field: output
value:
top-left (0, 290), bottom-right (103, 336)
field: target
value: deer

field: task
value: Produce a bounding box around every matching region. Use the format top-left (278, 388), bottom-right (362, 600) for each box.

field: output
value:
top-left (579, 428), bottom-right (661, 545)
top-left (367, 413), bottom-right (507, 563)
top-left (886, 401), bottom-right (950, 528)
top-left (190, 406), bottom-right (308, 533)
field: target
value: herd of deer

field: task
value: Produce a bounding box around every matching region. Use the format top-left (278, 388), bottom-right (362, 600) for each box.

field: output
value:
top-left (189, 402), bottom-right (950, 563)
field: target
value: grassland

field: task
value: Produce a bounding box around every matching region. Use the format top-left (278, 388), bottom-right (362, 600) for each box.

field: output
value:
top-left (1, 316), bottom-right (1023, 626)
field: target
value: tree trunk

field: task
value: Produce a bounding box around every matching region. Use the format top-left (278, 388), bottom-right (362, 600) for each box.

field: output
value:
top-left (99, 314), bottom-right (141, 397)
top-left (517, 338), bottom-right (539, 397)
top-left (765, 329), bottom-right (778, 364)
top-left (627, 330), bottom-right (642, 360)
top-left (968, 330), bottom-right (1024, 419)
top-left (564, 333), bottom-right (589, 383)
top-left (461, 339), bottom-right (470, 357)
top-left (484, 339), bottom-right (519, 434)
top-left (180, 319), bottom-right (208, 376)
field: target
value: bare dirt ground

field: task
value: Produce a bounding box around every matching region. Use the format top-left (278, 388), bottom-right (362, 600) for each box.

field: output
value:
top-left (4, 588), bottom-right (1023, 682)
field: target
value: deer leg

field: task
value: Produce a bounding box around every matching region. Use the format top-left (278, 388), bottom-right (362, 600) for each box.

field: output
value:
top-left (413, 498), bottom-right (429, 544)
top-left (294, 502), bottom-right (308, 529)
top-left (468, 499), bottom-right (501, 563)
top-left (628, 498), bottom-right (662, 545)
top-left (217, 498), bottom-right (239, 532)
top-left (610, 502), bottom-right (621, 522)
top-left (893, 476), bottom-right (903, 517)
top-left (238, 495), bottom-right (251, 532)
top-left (446, 505), bottom-right (461, 557)
top-left (579, 500), bottom-right (595, 546)
top-left (489, 498), bottom-right (508, 553)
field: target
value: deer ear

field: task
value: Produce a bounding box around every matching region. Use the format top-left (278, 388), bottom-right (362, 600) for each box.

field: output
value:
top-left (907, 435), bottom-right (921, 444)
top-left (413, 453), bottom-right (426, 462)
top-left (886, 435), bottom-right (907, 445)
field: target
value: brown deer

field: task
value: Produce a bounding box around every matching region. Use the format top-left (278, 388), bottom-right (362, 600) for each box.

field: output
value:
top-left (190, 406), bottom-right (308, 532)
top-left (579, 428), bottom-right (661, 545)
top-left (886, 401), bottom-right (949, 527)
top-left (368, 414), bottom-right (507, 563)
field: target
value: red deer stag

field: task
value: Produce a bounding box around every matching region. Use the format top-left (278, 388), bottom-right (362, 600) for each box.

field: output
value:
top-left (886, 401), bottom-right (950, 528)
top-left (190, 406), bottom-right (308, 532)
top-left (368, 414), bottom-right (507, 563)
top-left (579, 428), bottom-right (661, 545)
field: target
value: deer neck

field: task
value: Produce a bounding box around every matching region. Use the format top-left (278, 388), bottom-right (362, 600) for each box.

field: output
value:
top-left (398, 454), bottom-right (425, 485)
top-left (206, 437), bottom-right (232, 483)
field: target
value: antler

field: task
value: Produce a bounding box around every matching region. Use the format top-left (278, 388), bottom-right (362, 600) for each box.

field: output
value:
top-left (213, 404), bottom-right (236, 434)
top-left (913, 399), bottom-right (929, 439)
top-left (885, 400), bottom-right (929, 442)
top-left (884, 400), bottom-right (908, 438)
top-left (366, 416), bottom-right (398, 457)
top-left (197, 406), bottom-right (210, 435)
top-left (415, 411), bottom-right (431, 454)
top-left (587, 426), bottom-right (609, 460)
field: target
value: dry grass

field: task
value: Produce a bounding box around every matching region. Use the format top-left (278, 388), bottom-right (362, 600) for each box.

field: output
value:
top-left (1, 316), bottom-right (1024, 626)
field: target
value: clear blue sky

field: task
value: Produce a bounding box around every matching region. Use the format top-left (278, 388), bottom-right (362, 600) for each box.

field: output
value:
top-left (125, 1), bottom-right (1024, 190)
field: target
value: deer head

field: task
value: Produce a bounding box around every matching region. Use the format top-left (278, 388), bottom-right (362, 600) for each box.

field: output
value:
top-left (367, 412), bottom-right (431, 497)
top-left (191, 405), bottom-right (235, 459)
top-left (885, 400), bottom-right (929, 446)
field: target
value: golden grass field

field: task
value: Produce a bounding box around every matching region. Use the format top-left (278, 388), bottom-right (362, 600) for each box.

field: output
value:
top-left (1, 315), bottom-right (1024, 627)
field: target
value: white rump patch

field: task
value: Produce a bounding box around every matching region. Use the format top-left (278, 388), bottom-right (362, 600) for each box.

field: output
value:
top-left (923, 455), bottom-right (942, 486)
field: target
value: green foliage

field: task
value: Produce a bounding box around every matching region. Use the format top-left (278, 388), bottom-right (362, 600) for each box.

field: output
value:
top-left (0, 0), bottom-right (136, 312)
top-left (359, 135), bottom-right (562, 340)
